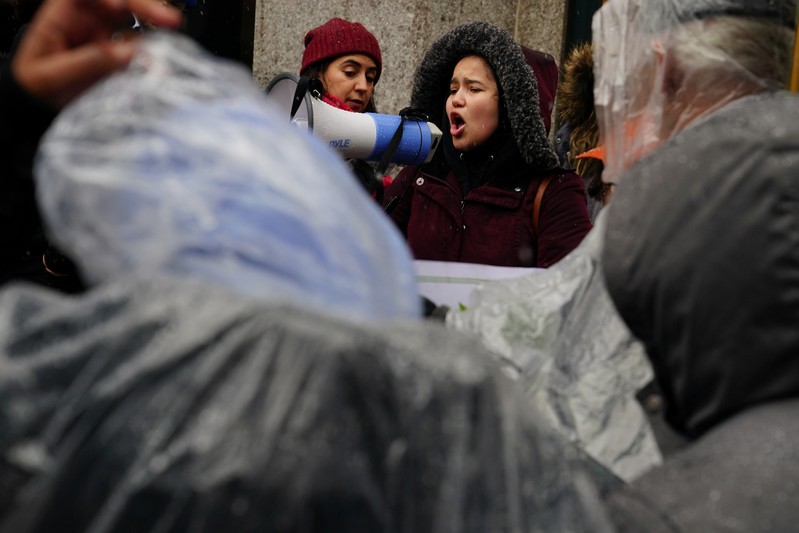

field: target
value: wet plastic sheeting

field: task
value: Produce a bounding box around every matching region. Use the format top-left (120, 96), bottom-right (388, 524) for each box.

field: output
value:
top-left (0, 278), bottom-right (614, 533)
top-left (34, 32), bottom-right (419, 322)
top-left (592, 0), bottom-right (796, 184)
top-left (448, 212), bottom-right (662, 482)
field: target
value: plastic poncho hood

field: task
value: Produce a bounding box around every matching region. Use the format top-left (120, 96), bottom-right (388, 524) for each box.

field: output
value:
top-left (592, 0), bottom-right (797, 183)
top-left (641, 0), bottom-right (795, 31)
top-left (409, 21), bottom-right (559, 170)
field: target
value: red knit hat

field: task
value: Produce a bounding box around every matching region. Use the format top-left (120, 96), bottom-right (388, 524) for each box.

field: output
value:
top-left (300, 18), bottom-right (382, 83)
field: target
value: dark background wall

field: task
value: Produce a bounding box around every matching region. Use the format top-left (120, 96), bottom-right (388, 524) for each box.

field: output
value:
top-left (185, 0), bottom-right (256, 68)
top-left (564, 0), bottom-right (602, 55)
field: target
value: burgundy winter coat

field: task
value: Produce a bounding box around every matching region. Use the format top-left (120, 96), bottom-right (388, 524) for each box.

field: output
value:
top-left (385, 161), bottom-right (590, 268)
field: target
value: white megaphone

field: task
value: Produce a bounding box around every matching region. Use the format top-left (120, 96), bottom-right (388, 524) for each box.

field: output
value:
top-left (265, 73), bottom-right (442, 166)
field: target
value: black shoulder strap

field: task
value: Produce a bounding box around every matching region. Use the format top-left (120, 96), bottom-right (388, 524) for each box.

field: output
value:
top-left (383, 165), bottom-right (423, 214)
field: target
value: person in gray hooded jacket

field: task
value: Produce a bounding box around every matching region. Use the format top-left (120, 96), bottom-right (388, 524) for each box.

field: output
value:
top-left (383, 21), bottom-right (592, 269)
top-left (593, 0), bottom-right (799, 530)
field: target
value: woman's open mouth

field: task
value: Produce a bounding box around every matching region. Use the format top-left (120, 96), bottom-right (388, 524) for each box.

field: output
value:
top-left (450, 113), bottom-right (465, 136)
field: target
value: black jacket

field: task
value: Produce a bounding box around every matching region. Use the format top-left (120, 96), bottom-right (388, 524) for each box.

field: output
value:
top-left (0, 63), bottom-right (82, 291)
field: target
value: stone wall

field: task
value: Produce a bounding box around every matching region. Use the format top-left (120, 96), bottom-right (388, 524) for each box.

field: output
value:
top-left (252, 0), bottom-right (567, 117)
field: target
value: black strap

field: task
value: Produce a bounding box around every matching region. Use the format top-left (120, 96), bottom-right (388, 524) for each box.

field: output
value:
top-left (383, 166), bottom-right (422, 215)
top-left (374, 112), bottom-right (406, 177)
top-left (375, 108), bottom-right (428, 211)
top-left (374, 107), bottom-right (428, 178)
top-left (290, 77), bottom-right (323, 121)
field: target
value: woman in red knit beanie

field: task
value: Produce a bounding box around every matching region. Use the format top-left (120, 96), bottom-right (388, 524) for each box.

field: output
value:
top-left (300, 17), bottom-right (391, 200)
top-left (300, 17), bottom-right (382, 113)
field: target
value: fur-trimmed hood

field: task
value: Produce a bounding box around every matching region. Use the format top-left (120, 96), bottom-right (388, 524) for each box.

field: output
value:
top-left (557, 43), bottom-right (595, 129)
top-left (410, 21), bottom-right (559, 170)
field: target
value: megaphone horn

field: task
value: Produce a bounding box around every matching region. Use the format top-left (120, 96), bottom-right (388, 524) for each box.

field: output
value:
top-left (265, 72), bottom-right (442, 166)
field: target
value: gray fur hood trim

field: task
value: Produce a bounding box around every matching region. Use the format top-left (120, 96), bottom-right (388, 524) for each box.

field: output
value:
top-left (410, 20), bottom-right (559, 170)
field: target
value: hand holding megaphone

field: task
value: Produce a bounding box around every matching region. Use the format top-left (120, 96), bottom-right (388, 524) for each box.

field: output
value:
top-left (265, 73), bottom-right (442, 166)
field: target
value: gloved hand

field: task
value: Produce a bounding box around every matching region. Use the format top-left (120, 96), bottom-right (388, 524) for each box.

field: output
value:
top-left (421, 296), bottom-right (450, 322)
top-left (347, 158), bottom-right (385, 203)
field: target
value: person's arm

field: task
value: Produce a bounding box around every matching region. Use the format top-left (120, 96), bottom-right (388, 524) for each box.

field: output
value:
top-left (11, 0), bottom-right (181, 109)
top-left (0, 0), bottom-right (181, 274)
top-left (536, 171), bottom-right (593, 268)
top-left (1, 0), bottom-right (182, 183)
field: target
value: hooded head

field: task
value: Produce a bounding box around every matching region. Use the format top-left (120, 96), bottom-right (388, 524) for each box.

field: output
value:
top-left (593, 0), bottom-right (796, 183)
top-left (409, 21), bottom-right (558, 170)
top-left (557, 43), bottom-right (601, 179)
top-left (300, 18), bottom-right (383, 84)
top-left (601, 0), bottom-right (799, 438)
top-left (521, 46), bottom-right (559, 135)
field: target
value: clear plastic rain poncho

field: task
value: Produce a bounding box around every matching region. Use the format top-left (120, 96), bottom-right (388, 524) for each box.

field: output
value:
top-left (596, 0), bottom-right (799, 437)
top-left (34, 32), bottom-right (420, 321)
top-left (593, 0), bottom-right (797, 184)
top-left (592, 1), bottom-right (799, 530)
top-left (447, 212), bottom-right (661, 482)
top-left (0, 276), bottom-right (616, 533)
